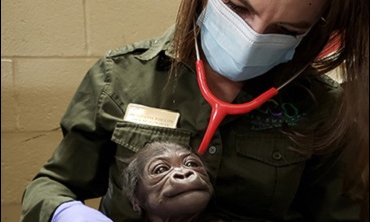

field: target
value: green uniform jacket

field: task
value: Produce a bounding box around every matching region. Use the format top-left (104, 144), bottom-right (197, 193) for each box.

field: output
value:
top-left (21, 25), bottom-right (360, 222)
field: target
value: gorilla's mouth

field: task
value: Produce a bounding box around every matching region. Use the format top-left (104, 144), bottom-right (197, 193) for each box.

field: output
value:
top-left (166, 189), bottom-right (207, 198)
top-left (163, 183), bottom-right (210, 198)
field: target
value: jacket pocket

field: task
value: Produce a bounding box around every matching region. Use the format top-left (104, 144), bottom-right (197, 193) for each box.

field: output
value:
top-left (104, 122), bottom-right (192, 220)
top-left (112, 121), bottom-right (192, 152)
top-left (110, 121), bottom-right (193, 185)
top-left (235, 133), bottom-right (310, 167)
top-left (231, 132), bottom-right (311, 216)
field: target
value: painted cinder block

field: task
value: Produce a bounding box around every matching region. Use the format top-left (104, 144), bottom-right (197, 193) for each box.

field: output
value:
top-left (1, 0), bottom-right (86, 57)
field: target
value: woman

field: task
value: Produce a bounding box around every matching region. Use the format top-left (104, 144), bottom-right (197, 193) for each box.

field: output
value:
top-left (21, 0), bottom-right (369, 221)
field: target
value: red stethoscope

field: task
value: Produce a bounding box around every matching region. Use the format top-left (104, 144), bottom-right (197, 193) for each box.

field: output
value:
top-left (194, 36), bottom-right (310, 155)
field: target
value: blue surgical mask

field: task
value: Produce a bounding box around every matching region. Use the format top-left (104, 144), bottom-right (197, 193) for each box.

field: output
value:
top-left (196, 0), bottom-right (308, 81)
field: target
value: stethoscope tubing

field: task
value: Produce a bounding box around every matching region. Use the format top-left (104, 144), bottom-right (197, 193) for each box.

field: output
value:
top-left (195, 59), bottom-right (278, 155)
top-left (194, 36), bottom-right (309, 155)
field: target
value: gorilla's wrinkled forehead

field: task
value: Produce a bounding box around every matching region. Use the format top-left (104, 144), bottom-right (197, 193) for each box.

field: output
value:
top-left (135, 141), bottom-right (193, 169)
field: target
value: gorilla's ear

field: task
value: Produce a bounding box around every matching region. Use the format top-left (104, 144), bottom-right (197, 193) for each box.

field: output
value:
top-left (130, 197), bottom-right (142, 215)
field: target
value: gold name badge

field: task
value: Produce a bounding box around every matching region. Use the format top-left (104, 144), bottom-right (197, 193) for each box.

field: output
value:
top-left (124, 103), bottom-right (180, 129)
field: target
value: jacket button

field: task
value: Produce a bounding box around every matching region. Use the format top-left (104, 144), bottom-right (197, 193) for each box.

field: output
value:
top-left (272, 151), bottom-right (282, 160)
top-left (208, 146), bottom-right (217, 155)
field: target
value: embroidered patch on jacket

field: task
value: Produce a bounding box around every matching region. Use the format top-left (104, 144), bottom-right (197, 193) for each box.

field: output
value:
top-left (244, 99), bottom-right (308, 130)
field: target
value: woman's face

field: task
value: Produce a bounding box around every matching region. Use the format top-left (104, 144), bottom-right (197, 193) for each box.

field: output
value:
top-left (221, 0), bottom-right (327, 36)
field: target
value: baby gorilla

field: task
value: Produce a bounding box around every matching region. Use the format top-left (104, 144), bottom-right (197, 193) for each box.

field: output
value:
top-left (122, 141), bottom-right (213, 222)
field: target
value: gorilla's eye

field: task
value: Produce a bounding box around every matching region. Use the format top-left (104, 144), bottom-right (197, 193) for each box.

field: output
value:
top-left (185, 161), bottom-right (199, 168)
top-left (154, 165), bottom-right (169, 174)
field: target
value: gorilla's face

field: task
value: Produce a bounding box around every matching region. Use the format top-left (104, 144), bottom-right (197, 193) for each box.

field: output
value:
top-left (136, 147), bottom-right (213, 220)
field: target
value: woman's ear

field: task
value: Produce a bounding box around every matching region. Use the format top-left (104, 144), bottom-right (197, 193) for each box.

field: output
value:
top-left (130, 197), bottom-right (142, 215)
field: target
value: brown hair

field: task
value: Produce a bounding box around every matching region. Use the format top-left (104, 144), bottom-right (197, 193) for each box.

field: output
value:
top-left (172, 0), bottom-right (368, 219)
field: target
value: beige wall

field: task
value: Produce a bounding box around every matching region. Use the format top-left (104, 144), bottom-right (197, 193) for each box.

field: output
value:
top-left (1, 0), bottom-right (180, 221)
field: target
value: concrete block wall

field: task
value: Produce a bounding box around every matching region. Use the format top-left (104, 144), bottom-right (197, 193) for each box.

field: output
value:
top-left (1, 1), bottom-right (343, 221)
top-left (1, 0), bottom-right (180, 221)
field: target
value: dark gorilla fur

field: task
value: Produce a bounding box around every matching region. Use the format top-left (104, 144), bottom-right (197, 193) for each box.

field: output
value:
top-left (121, 141), bottom-right (217, 222)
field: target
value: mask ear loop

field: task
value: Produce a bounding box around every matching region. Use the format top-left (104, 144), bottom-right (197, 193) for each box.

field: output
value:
top-left (193, 23), bottom-right (311, 155)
